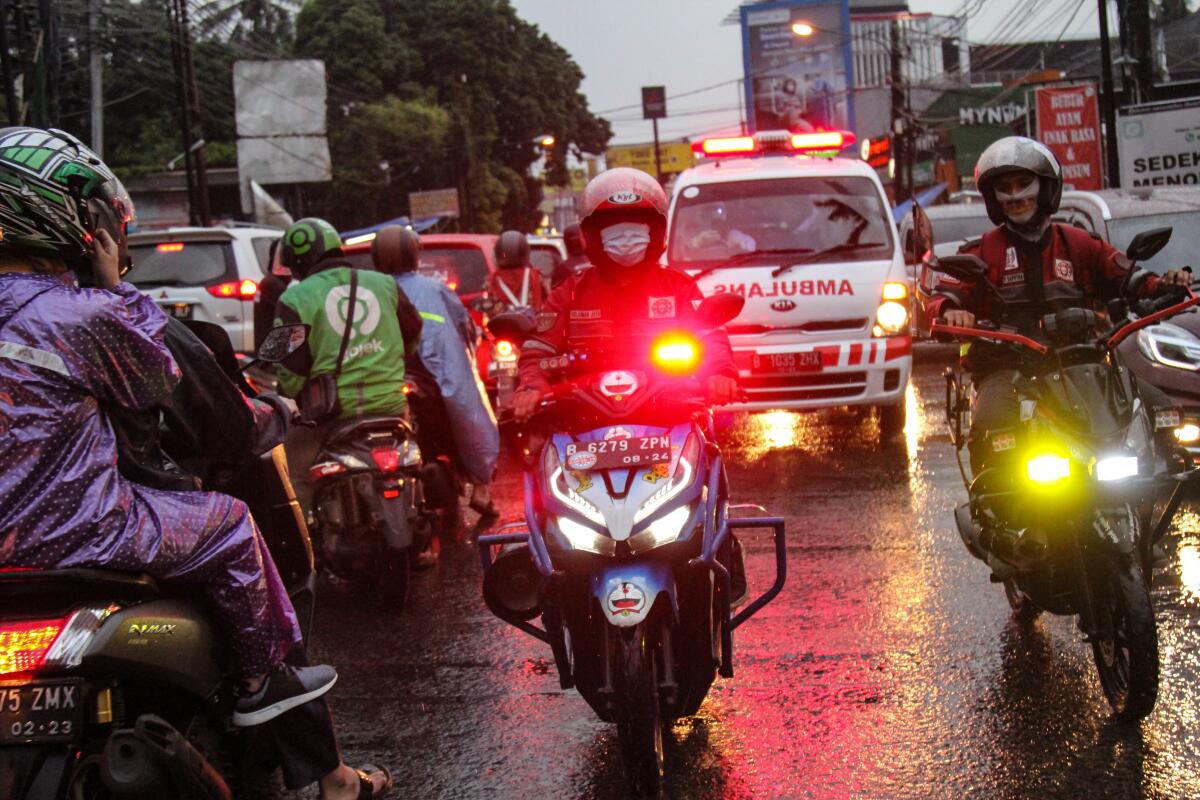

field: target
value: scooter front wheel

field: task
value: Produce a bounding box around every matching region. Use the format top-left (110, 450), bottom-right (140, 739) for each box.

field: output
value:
top-left (612, 625), bottom-right (665, 797)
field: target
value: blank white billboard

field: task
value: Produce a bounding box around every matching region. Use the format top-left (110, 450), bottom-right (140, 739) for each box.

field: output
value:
top-left (237, 136), bottom-right (332, 185)
top-left (234, 59), bottom-right (327, 138)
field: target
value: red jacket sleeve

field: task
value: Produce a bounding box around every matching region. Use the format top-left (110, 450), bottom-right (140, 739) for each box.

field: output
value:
top-left (923, 240), bottom-right (982, 325)
top-left (516, 275), bottom-right (574, 393)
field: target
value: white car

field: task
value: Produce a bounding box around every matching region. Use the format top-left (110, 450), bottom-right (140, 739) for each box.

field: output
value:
top-left (667, 130), bottom-right (912, 432)
top-left (126, 225), bottom-right (282, 352)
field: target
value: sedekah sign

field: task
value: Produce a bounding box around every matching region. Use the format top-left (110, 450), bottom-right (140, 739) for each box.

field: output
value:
top-left (1118, 103), bottom-right (1200, 188)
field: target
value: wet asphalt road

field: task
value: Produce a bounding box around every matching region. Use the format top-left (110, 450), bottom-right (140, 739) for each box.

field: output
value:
top-left (295, 348), bottom-right (1200, 800)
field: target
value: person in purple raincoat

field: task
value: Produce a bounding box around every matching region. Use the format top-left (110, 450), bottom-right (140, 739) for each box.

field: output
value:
top-left (0, 127), bottom-right (391, 799)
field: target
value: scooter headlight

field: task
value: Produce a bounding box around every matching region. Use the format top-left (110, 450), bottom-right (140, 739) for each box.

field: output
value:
top-left (1176, 423), bottom-right (1200, 444)
top-left (544, 447), bottom-right (605, 526)
top-left (629, 505), bottom-right (694, 553)
top-left (1026, 453), bottom-right (1071, 484)
top-left (633, 433), bottom-right (700, 525)
top-left (556, 516), bottom-right (614, 555)
top-left (1096, 455), bottom-right (1139, 482)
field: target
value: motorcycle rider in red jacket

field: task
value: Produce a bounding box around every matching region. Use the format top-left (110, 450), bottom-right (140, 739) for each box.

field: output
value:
top-left (925, 137), bottom-right (1190, 473)
top-left (511, 167), bottom-right (745, 598)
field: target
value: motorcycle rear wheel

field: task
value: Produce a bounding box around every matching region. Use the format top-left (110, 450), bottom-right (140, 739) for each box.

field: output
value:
top-left (612, 626), bottom-right (665, 797)
top-left (1091, 560), bottom-right (1159, 721)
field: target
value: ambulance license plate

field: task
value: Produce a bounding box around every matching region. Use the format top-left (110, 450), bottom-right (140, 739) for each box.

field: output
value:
top-left (751, 351), bottom-right (822, 374)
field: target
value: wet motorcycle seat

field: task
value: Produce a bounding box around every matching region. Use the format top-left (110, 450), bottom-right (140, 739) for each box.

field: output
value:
top-left (0, 568), bottom-right (161, 616)
top-left (325, 415), bottom-right (413, 445)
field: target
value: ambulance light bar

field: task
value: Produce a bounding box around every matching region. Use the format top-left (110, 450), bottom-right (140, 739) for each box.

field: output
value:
top-left (693, 129), bottom-right (855, 159)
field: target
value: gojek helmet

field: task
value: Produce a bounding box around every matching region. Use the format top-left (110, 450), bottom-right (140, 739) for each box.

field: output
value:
top-left (579, 168), bottom-right (668, 275)
top-left (280, 217), bottom-right (343, 278)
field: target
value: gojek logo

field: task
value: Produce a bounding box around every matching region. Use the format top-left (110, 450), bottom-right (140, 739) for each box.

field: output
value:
top-left (325, 285), bottom-right (384, 359)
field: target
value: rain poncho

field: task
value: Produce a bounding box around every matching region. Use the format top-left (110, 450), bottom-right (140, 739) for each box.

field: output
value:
top-left (0, 272), bottom-right (301, 675)
top-left (395, 272), bottom-right (499, 484)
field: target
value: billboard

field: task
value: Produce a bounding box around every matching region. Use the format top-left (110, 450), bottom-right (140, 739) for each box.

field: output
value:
top-left (1035, 84), bottom-right (1102, 191)
top-left (409, 188), bottom-right (461, 219)
top-left (606, 142), bottom-right (695, 175)
top-left (741, 0), bottom-right (854, 134)
top-left (233, 60), bottom-right (331, 187)
top-left (1117, 102), bottom-right (1200, 188)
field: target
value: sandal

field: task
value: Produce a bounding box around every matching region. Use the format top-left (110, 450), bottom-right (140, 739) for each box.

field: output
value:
top-left (355, 764), bottom-right (393, 799)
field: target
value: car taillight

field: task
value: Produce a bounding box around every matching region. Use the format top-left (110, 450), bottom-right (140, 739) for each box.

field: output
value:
top-left (156, 242), bottom-right (185, 253)
top-left (371, 447), bottom-right (401, 473)
top-left (207, 279), bottom-right (258, 300)
top-left (0, 618), bottom-right (66, 676)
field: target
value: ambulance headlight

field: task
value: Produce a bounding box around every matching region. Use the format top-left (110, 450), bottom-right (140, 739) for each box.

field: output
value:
top-left (875, 301), bottom-right (909, 335)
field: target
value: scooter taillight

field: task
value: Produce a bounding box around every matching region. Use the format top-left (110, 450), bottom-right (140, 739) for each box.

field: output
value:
top-left (371, 448), bottom-right (401, 473)
top-left (0, 617), bottom-right (66, 676)
top-left (309, 462), bottom-right (347, 482)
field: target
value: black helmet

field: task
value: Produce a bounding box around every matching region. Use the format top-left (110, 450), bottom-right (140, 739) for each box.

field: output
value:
top-left (280, 217), bottom-right (342, 278)
top-left (0, 126), bottom-right (133, 279)
top-left (975, 136), bottom-right (1063, 226)
top-left (494, 230), bottom-right (529, 270)
top-left (372, 225), bottom-right (421, 274)
top-left (563, 222), bottom-right (584, 256)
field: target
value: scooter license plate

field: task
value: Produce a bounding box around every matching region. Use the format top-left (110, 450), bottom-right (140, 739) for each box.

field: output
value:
top-left (0, 679), bottom-right (84, 745)
top-left (751, 351), bottom-right (821, 374)
top-left (566, 435), bottom-right (671, 471)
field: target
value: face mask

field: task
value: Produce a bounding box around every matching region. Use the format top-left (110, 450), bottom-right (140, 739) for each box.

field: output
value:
top-left (994, 175), bottom-right (1040, 224)
top-left (600, 222), bottom-right (651, 267)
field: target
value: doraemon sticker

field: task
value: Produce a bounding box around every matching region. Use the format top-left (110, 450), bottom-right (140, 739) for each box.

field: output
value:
top-left (599, 370), bottom-right (639, 397)
top-left (607, 581), bottom-right (648, 622)
top-left (567, 450), bottom-right (598, 471)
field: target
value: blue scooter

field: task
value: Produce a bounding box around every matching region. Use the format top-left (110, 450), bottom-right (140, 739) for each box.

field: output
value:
top-left (478, 294), bottom-right (786, 795)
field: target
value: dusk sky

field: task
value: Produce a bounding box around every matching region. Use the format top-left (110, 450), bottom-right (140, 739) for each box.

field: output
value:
top-left (508, 0), bottom-right (1110, 145)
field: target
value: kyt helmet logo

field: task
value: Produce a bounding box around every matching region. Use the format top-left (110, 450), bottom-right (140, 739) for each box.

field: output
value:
top-left (325, 285), bottom-right (382, 336)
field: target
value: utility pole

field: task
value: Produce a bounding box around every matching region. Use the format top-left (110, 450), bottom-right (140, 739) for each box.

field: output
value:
top-left (1098, 0), bottom-right (1122, 187)
top-left (36, 0), bottom-right (57, 126)
top-left (166, 1), bottom-right (197, 223)
top-left (651, 118), bottom-right (662, 183)
top-left (1125, 0), bottom-right (1154, 101)
top-left (88, 0), bottom-right (102, 155)
top-left (177, 0), bottom-right (210, 225)
top-left (890, 19), bottom-right (909, 202)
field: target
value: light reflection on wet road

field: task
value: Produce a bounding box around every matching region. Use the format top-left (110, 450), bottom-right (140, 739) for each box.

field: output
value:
top-left (298, 348), bottom-right (1200, 799)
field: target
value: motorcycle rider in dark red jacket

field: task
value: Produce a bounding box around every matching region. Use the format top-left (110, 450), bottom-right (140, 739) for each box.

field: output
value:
top-left (925, 137), bottom-right (1190, 473)
top-left (511, 167), bottom-right (745, 598)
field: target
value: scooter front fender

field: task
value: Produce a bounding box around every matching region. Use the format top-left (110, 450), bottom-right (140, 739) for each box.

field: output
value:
top-left (592, 561), bottom-right (676, 629)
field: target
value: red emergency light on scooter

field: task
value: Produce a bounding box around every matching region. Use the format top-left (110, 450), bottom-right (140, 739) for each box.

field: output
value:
top-left (692, 129), bottom-right (855, 159)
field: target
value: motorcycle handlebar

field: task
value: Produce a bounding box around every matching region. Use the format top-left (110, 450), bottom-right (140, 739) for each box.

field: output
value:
top-left (1109, 288), bottom-right (1200, 348)
top-left (927, 322), bottom-right (1049, 354)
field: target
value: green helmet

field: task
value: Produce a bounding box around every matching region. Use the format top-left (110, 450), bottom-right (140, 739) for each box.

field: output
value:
top-left (280, 217), bottom-right (343, 278)
top-left (0, 126), bottom-right (131, 273)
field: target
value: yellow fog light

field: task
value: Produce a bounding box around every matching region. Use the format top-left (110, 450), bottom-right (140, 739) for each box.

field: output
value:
top-left (1175, 423), bottom-right (1200, 444)
top-left (875, 301), bottom-right (909, 335)
top-left (1027, 454), bottom-right (1070, 484)
top-left (882, 281), bottom-right (908, 301)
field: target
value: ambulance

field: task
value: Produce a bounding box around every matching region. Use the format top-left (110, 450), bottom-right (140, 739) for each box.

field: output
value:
top-left (667, 129), bottom-right (912, 434)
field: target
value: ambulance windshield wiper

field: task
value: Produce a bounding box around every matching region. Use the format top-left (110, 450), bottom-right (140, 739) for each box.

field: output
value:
top-left (770, 242), bottom-right (884, 278)
top-left (689, 248), bottom-right (814, 282)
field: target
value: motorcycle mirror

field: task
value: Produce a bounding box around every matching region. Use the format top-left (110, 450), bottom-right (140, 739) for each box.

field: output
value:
top-left (909, 203), bottom-right (933, 266)
top-left (695, 293), bottom-right (744, 328)
top-left (268, 237), bottom-right (291, 278)
top-left (487, 310), bottom-right (535, 342)
top-left (933, 254), bottom-right (989, 284)
top-left (1124, 227), bottom-right (1172, 263)
top-left (257, 324), bottom-right (310, 363)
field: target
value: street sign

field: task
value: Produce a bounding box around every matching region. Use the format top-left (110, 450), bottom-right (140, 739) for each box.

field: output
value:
top-left (642, 86), bottom-right (667, 120)
top-left (409, 187), bottom-right (460, 219)
top-left (1035, 84), bottom-right (1102, 191)
top-left (606, 142), bottom-right (694, 175)
top-left (860, 136), bottom-right (891, 169)
top-left (1117, 102), bottom-right (1200, 188)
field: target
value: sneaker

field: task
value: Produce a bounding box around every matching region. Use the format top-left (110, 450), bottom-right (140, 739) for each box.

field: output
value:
top-left (233, 664), bottom-right (338, 727)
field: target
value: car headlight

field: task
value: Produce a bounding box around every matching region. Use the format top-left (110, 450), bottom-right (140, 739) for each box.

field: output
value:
top-left (1027, 453), bottom-right (1071, 484)
top-left (628, 505), bottom-right (693, 553)
top-left (556, 516), bottom-right (615, 555)
top-left (1096, 455), bottom-right (1139, 482)
top-left (1137, 323), bottom-right (1200, 371)
top-left (874, 301), bottom-right (909, 336)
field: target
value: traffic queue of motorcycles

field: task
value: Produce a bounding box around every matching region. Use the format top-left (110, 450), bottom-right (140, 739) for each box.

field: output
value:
top-left (4, 214), bottom-right (1200, 799)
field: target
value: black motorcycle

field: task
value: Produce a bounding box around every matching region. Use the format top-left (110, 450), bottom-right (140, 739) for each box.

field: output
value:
top-left (0, 322), bottom-right (316, 800)
top-left (929, 228), bottom-right (1199, 720)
